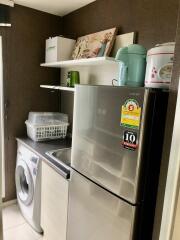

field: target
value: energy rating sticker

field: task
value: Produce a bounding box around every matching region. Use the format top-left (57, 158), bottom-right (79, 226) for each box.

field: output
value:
top-left (120, 99), bottom-right (141, 129)
top-left (122, 130), bottom-right (138, 151)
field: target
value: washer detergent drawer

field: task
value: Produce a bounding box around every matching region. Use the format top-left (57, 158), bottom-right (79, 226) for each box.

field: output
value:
top-left (67, 170), bottom-right (136, 240)
top-left (17, 142), bottom-right (39, 165)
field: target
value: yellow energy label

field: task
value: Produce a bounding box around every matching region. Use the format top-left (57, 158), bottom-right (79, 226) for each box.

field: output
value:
top-left (120, 99), bottom-right (142, 129)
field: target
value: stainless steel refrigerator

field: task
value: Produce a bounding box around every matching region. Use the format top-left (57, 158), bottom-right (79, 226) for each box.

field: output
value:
top-left (67, 85), bottom-right (168, 240)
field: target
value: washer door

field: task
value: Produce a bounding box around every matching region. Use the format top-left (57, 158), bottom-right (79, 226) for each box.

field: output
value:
top-left (15, 159), bottom-right (34, 206)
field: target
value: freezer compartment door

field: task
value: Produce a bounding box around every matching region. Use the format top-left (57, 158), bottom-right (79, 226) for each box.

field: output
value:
top-left (67, 170), bottom-right (136, 240)
top-left (72, 85), bottom-right (147, 203)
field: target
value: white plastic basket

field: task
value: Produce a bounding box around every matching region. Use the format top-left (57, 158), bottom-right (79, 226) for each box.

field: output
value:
top-left (25, 121), bottom-right (69, 142)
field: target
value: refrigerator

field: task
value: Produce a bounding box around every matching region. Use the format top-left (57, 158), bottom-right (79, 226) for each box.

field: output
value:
top-left (67, 85), bottom-right (168, 240)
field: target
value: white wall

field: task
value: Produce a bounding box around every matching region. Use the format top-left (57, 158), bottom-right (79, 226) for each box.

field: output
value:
top-left (159, 79), bottom-right (180, 240)
top-left (172, 189), bottom-right (180, 239)
top-left (61, 64), bottom-right (119, 86)
top-left (0, 37), bottom-right (5, 200)
top-left (0, 36), bottom-right (4, 240)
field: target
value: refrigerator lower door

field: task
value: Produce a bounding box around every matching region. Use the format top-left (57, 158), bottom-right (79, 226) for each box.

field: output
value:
top-left (67, 170), bottom-right (136, 240)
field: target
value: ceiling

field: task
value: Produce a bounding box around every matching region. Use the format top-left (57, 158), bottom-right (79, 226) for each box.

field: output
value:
top-left (14, 0), bottom-right (96, 16)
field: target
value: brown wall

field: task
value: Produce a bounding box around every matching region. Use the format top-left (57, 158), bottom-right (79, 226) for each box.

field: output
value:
top-left (0, 5), bottom-right (62, 200)
top-left (62, 0), bottom-right (179, 48)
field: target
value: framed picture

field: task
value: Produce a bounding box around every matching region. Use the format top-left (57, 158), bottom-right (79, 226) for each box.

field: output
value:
top-left (71, 27), bottom-right (118, 59)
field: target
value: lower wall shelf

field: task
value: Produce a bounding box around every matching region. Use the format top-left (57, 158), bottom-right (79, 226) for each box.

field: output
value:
top-left (40, 85), bottom-right (75, 92)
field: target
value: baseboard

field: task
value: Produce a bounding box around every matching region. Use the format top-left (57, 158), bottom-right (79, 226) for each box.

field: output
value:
top-left (2, 199), bottom-right (17, 208)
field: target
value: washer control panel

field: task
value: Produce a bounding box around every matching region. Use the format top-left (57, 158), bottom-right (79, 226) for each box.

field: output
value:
top-left (31, 156), bottom-right (39, 164)
top-left (17, 142), bottom-right (40, 178)
top-left (30, 155), bottom-right (40, 175)
top-left (33, 167), bottom-right (37, 176)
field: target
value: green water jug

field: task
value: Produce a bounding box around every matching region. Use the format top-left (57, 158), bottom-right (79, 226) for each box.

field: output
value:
top-left (115, 44), bottom-right (147, 87)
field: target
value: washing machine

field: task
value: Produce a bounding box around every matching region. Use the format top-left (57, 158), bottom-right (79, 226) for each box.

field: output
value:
top-left (15, 142), bottom-right (43, 233)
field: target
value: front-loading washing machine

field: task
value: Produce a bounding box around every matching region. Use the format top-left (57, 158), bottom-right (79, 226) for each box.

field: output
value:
top-left (15, 142), bottom-right (42, 233)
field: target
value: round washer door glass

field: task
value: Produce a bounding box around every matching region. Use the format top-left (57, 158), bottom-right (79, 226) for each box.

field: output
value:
top-left (15, 159), bottom-right (34, 206)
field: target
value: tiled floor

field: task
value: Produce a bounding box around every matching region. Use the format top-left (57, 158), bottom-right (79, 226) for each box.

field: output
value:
top-left (2, 204), bottom-right (43, 240)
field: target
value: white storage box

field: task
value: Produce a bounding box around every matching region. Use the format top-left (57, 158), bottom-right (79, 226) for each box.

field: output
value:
top-left (25, 112), bottom-right (69, 142)
top-left (45, 36), bottom-right (76, 63)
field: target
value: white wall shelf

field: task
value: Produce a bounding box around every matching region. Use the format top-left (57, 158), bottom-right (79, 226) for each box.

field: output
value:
top-left (40, 85), bottom-right (75, 92)
top-left (40, 57), bottom-right (117, 68)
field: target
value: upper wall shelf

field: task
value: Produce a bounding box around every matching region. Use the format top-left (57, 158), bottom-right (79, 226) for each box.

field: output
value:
top-left (40, 56), bottom-right (117, 68)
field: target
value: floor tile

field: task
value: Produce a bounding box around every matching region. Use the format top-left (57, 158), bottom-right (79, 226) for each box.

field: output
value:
top-left (2, 204), bottom-right (25, 230)
top-left (2, 204), bottom-right (43, 240)
top-left (3, 223), bottom-right (43, 240)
